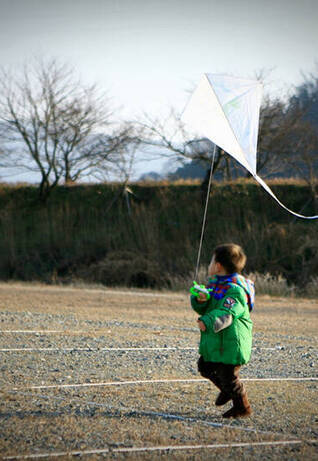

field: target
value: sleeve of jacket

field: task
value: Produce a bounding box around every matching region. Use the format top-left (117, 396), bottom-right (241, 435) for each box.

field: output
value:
top-left (199, 287), bottom-right (246, 332)
top-left (190, 295), bottom-right (209, 315)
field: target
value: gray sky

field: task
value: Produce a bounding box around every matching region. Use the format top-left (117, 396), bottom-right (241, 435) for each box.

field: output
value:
top-left (0, 0), bottom-right (317, 180)
top-left (1, 0), bottom-right (317, 118)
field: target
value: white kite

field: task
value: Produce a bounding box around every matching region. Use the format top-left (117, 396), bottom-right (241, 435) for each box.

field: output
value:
top-left (182, 73), bottom-right (318, 220)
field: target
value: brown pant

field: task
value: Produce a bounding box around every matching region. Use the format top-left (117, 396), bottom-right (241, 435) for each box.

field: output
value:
top-left (198, 356), bottom-right (245, 398)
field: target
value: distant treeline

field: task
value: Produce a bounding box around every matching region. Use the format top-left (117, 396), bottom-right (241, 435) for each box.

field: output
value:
top-left (0, 181), bottom-right (317, 293)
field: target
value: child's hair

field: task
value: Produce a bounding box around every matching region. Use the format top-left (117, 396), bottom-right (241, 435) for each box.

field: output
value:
top-left (213, 243), bottom-right (246, 274)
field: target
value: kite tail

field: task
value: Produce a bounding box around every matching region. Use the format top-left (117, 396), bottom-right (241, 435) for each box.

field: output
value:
top-left (254, 174), bottom-right (318, 220)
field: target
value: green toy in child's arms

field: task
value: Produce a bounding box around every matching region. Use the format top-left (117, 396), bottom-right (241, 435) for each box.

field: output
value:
top-left (189, 281), bottom-right (211, 300)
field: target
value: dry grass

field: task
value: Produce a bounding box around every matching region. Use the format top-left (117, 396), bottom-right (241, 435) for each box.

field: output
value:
top-left (0, 282), bottom-right (317, 460)
top-left (0, 282), bottom-right (317, 337)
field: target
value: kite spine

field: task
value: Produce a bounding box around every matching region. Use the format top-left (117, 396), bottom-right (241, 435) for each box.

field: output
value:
top-left (194, 144), bottom-right (217, 280)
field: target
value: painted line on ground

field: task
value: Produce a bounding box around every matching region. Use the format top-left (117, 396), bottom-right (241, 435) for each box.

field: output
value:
top-left (13, 378), bottom-right (205, 390)
top-left (4, 439), bottom-right (317, 459)
top-left (0, 331), bottom-right (315, 350)
top-left (4, 389), bottom-right (298, 438)
top-left (0, 332), bottom-right (315, 350)
top-left (0, 346), bottom-right (281, 352)
top-left (243, 377), bottom-right (318, 381)
top-left (0, 330), bottom-right (89, 334)
top-left (0, 347), bottom-right (196, 352)
top-left (97, 289), bottom-right (186, 299)
top-left (9, 376), bottom-right (318, 391)
top-left (0, 283), bottom-right (186, 299)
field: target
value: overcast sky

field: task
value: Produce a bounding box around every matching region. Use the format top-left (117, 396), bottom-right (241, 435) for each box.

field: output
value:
top-left (0, 0), bottom-right (317, 179)
top-left (1, 0), bottom-right (317, 118)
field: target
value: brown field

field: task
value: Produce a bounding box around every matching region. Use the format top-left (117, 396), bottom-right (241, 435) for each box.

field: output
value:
top-left (0, 282), bottom-right (317, 460)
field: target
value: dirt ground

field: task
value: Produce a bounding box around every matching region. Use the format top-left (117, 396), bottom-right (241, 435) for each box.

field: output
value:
top-left (0, 282), bottom-right (317, 460)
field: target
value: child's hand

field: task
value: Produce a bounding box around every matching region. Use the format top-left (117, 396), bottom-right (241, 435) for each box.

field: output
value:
top-left (196, 292), bottom-right (208, 303)
top-left (197, 319), bottom-right (206, 331)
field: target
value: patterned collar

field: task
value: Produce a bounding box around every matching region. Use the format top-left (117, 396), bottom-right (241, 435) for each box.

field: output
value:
top-left (206, 273), bottom-right (255, 311)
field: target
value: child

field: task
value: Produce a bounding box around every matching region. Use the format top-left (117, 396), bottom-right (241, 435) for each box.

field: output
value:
top-left (190, 243), bottom-right (254, 418)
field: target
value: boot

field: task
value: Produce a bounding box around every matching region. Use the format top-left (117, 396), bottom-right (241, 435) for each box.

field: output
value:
top-left (208, 377), bottom-right (231, 406)
top-left (215, 391), bottom-right (231, 406)
top-left (222, 392), bottom-right (252, 418)
top-left (200, 366), bottom-right (231, 406)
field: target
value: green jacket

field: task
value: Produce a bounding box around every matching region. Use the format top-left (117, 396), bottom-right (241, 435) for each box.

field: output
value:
top-left (191, 285), bottom-right (253, 365)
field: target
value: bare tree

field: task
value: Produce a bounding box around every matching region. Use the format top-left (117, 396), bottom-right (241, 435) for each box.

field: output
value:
top-left (135, 109), bottom-right (232, 180)
top-left (256, 95), bottom-right (293, 176)
top-left (0, 57), bottom-right (135, 198)
top-left (135, 70), bottom-right (318, 188)
top-left (135, 70), bottom-right (292, 181)
top-left (284, 76), bottom-right (318, 210)
top-left (256, 66), bottom-right (318, 190)
top-left (137, 100), bottom-right (314, 184)
top-left (288, 121), bottom-right (318, 190)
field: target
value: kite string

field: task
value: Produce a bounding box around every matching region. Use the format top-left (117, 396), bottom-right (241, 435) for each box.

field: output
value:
top-left (194, 144), bottom-right (217, 281)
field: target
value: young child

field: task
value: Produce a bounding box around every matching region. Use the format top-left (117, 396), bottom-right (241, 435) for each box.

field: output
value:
top-left (190, 243), bottom-right (254, 418)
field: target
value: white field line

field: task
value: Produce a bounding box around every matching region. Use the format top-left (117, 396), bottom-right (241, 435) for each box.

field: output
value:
top-left (243, 377), bottom-right (318, 381)
top-left (0, 346), bottom-right (280, 352)
top-left (4, 389), bottom-right (301, 438)
top-left (0, 330), bottom-right (89, 334)
top-left (0, 331), bottom-right (314, 350)
top-left (0, 283), bottom-right (186, 299)
top-left (0, 347), bottom-right (196, 352)
top-left (9, 376), bottom-right (318, 391)
top-left (4, 439), bottom-right (318, 459)
top-left (97, 289), bottom-right (186, 299)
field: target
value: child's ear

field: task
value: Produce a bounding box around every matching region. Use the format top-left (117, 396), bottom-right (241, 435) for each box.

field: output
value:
top-left (215, 262), bottom-right (222, 273)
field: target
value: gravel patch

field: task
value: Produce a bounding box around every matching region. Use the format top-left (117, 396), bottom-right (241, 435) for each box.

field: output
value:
top-left (0, 287), bottom-right (317, 460)
top-left (0, 312), bottom-right (317, 386)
